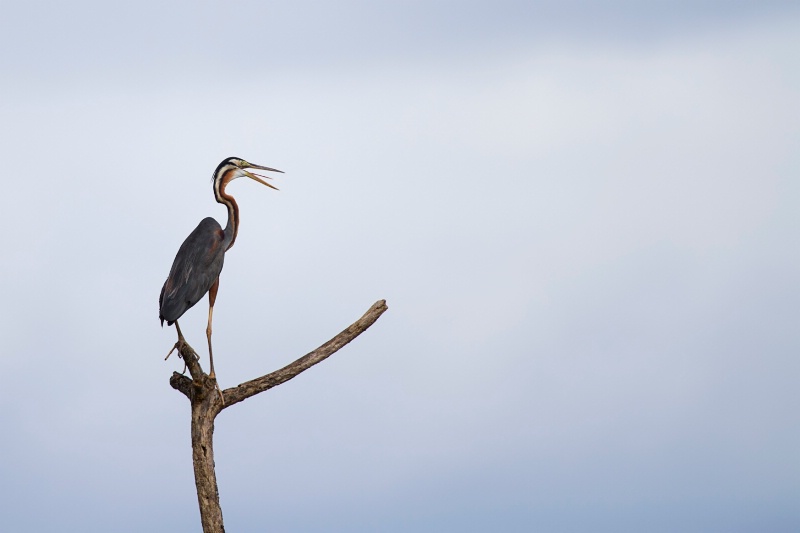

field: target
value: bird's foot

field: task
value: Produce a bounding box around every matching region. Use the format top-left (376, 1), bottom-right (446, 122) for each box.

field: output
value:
top-left (164, 341), bottom-right (181, 361)
top-left (165, 338), bottom-right (199, 362)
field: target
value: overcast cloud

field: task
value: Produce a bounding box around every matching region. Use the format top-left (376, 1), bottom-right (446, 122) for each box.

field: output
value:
top-left (0, 1), bottom-right (798, 532)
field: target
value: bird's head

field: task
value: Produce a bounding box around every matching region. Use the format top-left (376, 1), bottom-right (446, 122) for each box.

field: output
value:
top-left (213, 156), bottom-right (283, 191)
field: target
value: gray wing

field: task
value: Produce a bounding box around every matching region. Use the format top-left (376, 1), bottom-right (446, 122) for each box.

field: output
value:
top-left (159, 217), bottom-right (226, 325)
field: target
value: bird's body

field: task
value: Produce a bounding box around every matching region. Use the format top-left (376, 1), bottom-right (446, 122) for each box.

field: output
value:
top-left (160, 157), bottom-right (281, 379)
top-left (159, 217), bottom-right (226, 326)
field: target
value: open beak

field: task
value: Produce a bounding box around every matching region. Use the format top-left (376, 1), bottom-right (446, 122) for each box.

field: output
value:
top-left (240, 161), bottom-right (283, 190)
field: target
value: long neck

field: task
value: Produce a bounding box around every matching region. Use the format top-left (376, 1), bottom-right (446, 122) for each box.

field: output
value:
top-left (215, 172), bottom-right (239, 251)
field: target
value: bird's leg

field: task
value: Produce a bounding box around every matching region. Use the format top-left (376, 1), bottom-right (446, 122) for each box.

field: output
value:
top-left (165, 320), bottom-right (189, 361)
top-left (207, 279), bottom-right (219, 379)
top-left (175, 320), bottom-right (186, 346)
top-left (207, 278), bottom-right (224, 404)
top-left (165, 321), bottom-right (198, 371)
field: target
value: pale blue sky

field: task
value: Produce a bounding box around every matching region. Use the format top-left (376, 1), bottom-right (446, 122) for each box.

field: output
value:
top-left (1, 2), bottom-right (798, 532)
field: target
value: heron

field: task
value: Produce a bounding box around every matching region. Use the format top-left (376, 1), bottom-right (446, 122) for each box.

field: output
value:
top-left (159, 156), bottom-right (282, 380)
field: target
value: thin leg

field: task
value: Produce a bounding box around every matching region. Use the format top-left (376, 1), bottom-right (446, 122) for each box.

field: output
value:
top-left (207, 278), bottom-right (219, 380)
top-left (177, 321), bottom-right (188, 373)
top-left (165, 319), bottom-right (188, 361)
top-left (175, 320), bottom-right (186, 344)
top-left (207, 278), bottom-right (224, 404)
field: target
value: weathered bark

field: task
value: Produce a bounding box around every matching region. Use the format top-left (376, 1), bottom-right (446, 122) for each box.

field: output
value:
top-left (191, 386), bottom-right (224, 531)
top-left (169, 299), bottom-right (388, 533)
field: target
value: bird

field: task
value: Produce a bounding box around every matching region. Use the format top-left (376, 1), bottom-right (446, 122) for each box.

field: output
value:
top-left (159, 156), bottom-right (282, 380)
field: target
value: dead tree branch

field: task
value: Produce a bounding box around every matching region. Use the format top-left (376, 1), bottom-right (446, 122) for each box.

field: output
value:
top-left (221, 299), bottom-right (388, 407)
top-left (168, 299), bottom-right (388, 533)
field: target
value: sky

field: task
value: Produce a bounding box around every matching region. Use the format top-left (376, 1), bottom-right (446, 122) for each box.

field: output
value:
top-left (0, 1), bottom-right (798, 531)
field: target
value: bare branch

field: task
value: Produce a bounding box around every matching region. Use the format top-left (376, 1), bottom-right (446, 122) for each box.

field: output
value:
top-left (170, 372), bottom-right (194, 399)
top-left (169, 342), bottom-right (221, 406)
top-left (180, 342), bottom-right (205, 381)
top-left (221, 299), bottom-right (388, 408)
top-left (165, 298), bottom-right (387, 532)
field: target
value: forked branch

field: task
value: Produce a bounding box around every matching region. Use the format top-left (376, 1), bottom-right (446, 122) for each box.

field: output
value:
top-left (169, 299), bottom-right (388, 406)
top-left (167, 299), bottom-right (388, 533)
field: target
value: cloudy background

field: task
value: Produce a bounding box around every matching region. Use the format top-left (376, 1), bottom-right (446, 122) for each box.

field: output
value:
top-left (1, 1), bottom-right (798, 531)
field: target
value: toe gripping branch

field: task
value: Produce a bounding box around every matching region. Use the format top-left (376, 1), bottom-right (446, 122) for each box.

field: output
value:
top-left (168, 340), bottom-right (219, 403)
